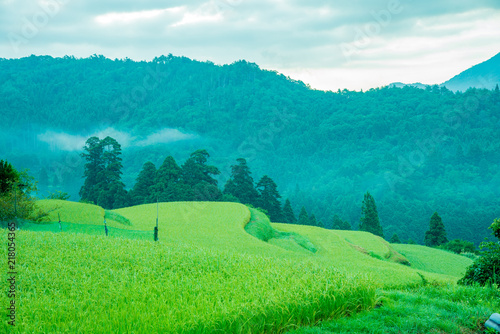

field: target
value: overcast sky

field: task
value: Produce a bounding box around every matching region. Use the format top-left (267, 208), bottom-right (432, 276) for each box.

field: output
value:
top-left (1, 0), bottom-right (499, 91)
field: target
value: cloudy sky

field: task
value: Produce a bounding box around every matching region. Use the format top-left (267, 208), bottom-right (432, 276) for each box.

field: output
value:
top-left (1, 0), bottom-right (499, 91)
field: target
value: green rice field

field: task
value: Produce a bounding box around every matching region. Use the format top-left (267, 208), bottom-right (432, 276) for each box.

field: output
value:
top-left (0, 199), bottom-right (489, 333)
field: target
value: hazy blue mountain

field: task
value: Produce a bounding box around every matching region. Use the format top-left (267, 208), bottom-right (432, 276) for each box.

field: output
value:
top-left (389, 82), bottom-right (429, 89)
top-left (441, 52), bottom-right (500, 92)
top-left (389, 52), bottom-right (500, 92)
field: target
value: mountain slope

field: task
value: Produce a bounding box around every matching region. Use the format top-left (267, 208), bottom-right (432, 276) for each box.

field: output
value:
top-left (441, 52), bottom-right (500, 91)
top-left (1, 55), bottom-right (500, 245)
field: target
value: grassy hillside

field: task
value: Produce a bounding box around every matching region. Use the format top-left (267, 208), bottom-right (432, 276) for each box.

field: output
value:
top-left (9, 200), bottom-right (482, 332)
top-left (270, 223), bottom-right (467, 287)
top-left (35, 200), bottom-right (473, 281)
top-left (2, 230), bottom-right (376, 333)
top-left (393, 243), bottom-right (473, 277)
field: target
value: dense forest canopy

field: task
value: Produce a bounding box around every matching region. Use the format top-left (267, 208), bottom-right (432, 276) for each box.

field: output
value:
top-left (1, 54), bottom-right (499, 245)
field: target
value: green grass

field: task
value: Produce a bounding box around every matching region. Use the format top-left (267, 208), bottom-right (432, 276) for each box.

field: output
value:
top-left (1, 230), bottom-right (377, 333)
top-left (245, 208), bottom-right (317, 253)
top-left (22, 221), bottom-right (153, 240)
top-left (336, 230), bottom-right (410, 265)
top-left (393, 244), bottom-right (473, 277)
top-left (271, 223), bottom-right (461, 287)
top-left (9, 200), bottom-right (486, 333)
top-left (38, 199), bottom-right (105, 225)
top-left (104, 210), bottom-right (131, 225)
top-left (289, 284), bottom-right (500, 334)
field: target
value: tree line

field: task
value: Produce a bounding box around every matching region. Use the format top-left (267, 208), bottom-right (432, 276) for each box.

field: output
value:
top-left (79, 136), bottom-right (356, 228)
top-left (0, 149), bottom-right (477, 254)
top-left (78, 136), bottom-right (462, 250)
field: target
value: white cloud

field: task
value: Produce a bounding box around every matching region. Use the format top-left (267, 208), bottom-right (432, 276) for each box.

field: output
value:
top-left (170, 2), bottom-right (224, 27)
top-left (135, 128), bottom-right (196, 146)
top-left (37, 127), bottom-right (195, 151)
top-left (95, 7), bottom-right (184, 25)
top-left (37, 131), bottom-right (88, 151)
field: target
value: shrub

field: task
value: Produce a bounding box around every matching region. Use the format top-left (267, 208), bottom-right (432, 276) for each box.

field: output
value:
top-left (438, 239), bottom-right (476, 254)
top-left (459, 219), bottom-right (500, 287)
top-left (47, 191), bottom-right (71, 200)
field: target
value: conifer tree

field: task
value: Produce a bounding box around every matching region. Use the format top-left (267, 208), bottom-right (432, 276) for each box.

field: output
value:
top-left (79, 136), bottom-right (104, 203)
top-left (424, 212), bottom-right (448, 247)
top-left (181, 149), bottom-right (222, 201)
top-left (282, 198), bottom-right (297, 224)
top-left (152, 156), bottom-right (182, 202)
top-left (181, 149), bottom-right (219, 186)
top-left (331, 214), bottom-right (351, 230)
top-left (223, 158), bottom-right (259, 206)
top-left (297, 206), bottom-right (310, 226)
top-left (130, 161), bottom-right (157, 205)
top-left (0, 160), bottom-right (19, 194)
top-left (309, 213), bottom-right (318, 227)
top-left (256, 175), bottom-right (283, 222)
top-left (359, 191), bottom-right (384, 238)
top-left (95, 136), bottom-right (128, 209)
top-left (80, 136), bottom-right (128, 209)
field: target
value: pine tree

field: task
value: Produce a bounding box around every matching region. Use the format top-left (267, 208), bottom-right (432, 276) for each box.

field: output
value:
top-left (297, 206), bottom-right (310, 226)
top-left (181, 149), bottom-right (221, 201)
top-left (359, 192), bottom-right (384, 238)
top-left (79, 136), bottom-right (104, 203)
top-left (130, 161), bottom-right (157, 205)
top-left (80, 136), bottom-right (128, 209)
top-left (309, 214), bottom-right (318, 227)
top-left (0, 160), bottom-right (19, 195)
top-left (331, 214), bottom-right (351, 230)
top-left (223, 158), bottom-right (259, 206)
top-left (256, 175), bottom-right (283, 222)
top-left (96, 136), bottom-right (128, 209)
top-left (100, 136), bottom-right (123, 184)
top-left (424, 212), bottom-right (448, 247)
top-left (181, 149), bottom-right (220, 186)
top-left (282, 198), bottom-right (297, 224)
top-left (152, 156), bottom-right (182, 202)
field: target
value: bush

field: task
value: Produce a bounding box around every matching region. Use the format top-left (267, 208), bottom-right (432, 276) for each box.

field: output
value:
top-left (459, 219), bottom-right (500, 287)
top-left (0, 167), bottom-right (48, 226)
top-left (47, 191), bottom-right (71, 201)
top-left (438, 239), bottom-right (476, 254)
top-left (458, 251), bottom-right (500, 287)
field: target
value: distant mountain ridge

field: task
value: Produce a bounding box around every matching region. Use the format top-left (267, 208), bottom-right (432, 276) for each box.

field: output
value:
top-left (389, 82), bottom-right (429, 90)
top-left (390, 52), bottom-right (500, 92)
top-left (441, 52), bottom-right (500, 92)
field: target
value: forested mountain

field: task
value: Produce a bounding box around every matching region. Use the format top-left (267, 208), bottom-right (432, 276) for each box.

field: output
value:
top-left (441, 52), bottom-right (500, 92)
top-left (1, 54), bottom-right (499, 244)
top-left (390, 52), bottom-right (500, 92)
